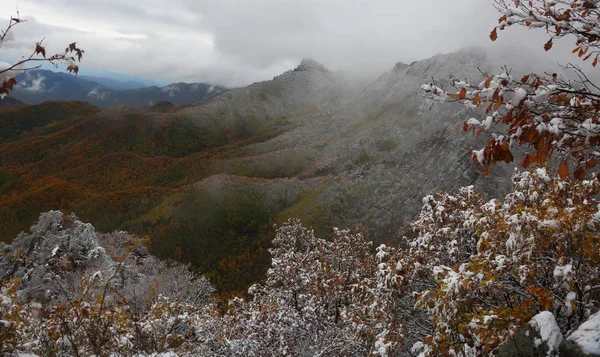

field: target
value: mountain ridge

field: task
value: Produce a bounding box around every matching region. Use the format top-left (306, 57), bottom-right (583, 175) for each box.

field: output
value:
top-left (0, 47), bottom-right (515, 293)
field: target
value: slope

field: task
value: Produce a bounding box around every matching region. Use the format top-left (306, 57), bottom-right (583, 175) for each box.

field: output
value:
top-left (0, 50), bottom-right (515, 294)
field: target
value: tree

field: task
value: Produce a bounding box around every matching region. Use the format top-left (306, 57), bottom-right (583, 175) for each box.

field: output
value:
top-left (217, 219), bottom-right (403, 356)
top-left (413, 1), bottom-right (600, 355)
top-left (422, 0), bottom-right (600, 179)
top-left (0, 12), bottom-right (84, 96)
top-left (403, 168), bottom-right (600, 356)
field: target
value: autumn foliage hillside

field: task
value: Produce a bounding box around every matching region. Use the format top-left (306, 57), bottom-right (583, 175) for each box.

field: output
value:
top-left (0, 99), bottom-right (325, 293)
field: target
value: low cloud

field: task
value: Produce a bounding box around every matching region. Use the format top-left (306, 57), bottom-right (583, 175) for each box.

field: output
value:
top-left (0, 1), bottom-right (587, 87)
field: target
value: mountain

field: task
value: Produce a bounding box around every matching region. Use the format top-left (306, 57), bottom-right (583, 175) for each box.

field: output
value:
top-left (10, 69), bottom-right (227, 108)
top-left (0, 50), bottom-right (515, 294)
top-left (80, 74), bottom-right (150, 90)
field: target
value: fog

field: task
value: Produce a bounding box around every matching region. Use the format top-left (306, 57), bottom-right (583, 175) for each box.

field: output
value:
top-left (0, 0), bottom-right (591, 87)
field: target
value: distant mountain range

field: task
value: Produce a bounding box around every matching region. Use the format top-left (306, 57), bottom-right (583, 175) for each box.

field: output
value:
top-left (10, 69), bottom-right (227, 108)
top-left (79, 75), bottom-right (150, 90)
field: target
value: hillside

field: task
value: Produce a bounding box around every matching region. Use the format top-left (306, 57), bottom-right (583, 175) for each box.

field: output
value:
top-left (0, 49), bottom-right (513, 294)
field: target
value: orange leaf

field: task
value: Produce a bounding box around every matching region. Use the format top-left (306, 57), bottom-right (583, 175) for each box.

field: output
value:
top-left (573, 47), bottom-right (580, 53)
top-left (594, 55), bottom-right (599, 67)
top-left (473, 93), bottom-right (482, 106)
top-left (484, 76), bottom-right (493, 88)
top-left (490, 28), bottom-right (498, 41)
top-left (521, 75), bottom-right (530, 84)
top-left (559, 160), bottom-right (569, 179)
top-left (499, 15), bottom-right (507, 24)
top-left (544, 38), bottom-right (553, 51)
top-left (458, 88), bottom-right (466, 99)
top-left (494, 96), bottom-right (503, 111)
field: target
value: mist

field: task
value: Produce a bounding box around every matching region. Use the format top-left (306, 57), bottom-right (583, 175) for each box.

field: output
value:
top-left (0, 0), bottom-right (593, 87)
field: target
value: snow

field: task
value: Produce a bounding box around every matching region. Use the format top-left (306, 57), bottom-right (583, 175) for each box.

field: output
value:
top-left (473, 149), bottom-right (485, 164)
top-left (529, 312), bottom-right (563, 357)
top-left (554, 264), bottom-right (573, 280)
top-left (512, 88), bottom-right (527, 105)
top-left (567, 311), bottom-right (600, 355)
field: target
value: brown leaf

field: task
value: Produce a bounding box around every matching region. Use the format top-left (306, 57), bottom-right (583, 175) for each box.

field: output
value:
top-left (544, 38), bottom-right (553, 51)
top-left (574, 166), bottom-right (586, 180)
top-left (6, 78), bottom-right (16, 90)
top-left (503, 149), bottom-right (514, 164)
top-left (490, 28), bottom-right (498, 41)
top-left (586, 157), bottom-right (597, 170)
top-left (573, 47), bottom-right (580, 54)
top-left (67, 64), bottom-right (79, 75)
top-left (555, 26), bottom-right (562, 36)
top-left (35, 43), bottom-right (45, 58)
top-left (499, 15), bottom-right (507, 24)
top-left (559, 160), bottom-right (569, 179)
top-left (473, 93), bottom-right (482, 106)
top-left (594, 55), bottom-right (599, 67)
top-left (458, 88), bottom-right (466, 99)
top-left (521, 75), bottom-right (530, 84)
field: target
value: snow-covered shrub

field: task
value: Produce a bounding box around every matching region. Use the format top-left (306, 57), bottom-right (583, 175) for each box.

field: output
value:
top-left (403, 168), bottom-right (600, 356)
top-left (218, 219), bottom-right (403, 356)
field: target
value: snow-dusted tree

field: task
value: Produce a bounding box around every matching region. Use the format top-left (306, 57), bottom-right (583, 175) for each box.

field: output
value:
top-left (402, 168), bottom-right (600, 356)
top-left (422, 0), bottom-right (600, 179)
top-left (217, 219), bottom-right (403, 356)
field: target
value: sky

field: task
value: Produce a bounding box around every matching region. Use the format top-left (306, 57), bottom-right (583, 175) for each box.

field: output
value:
top-left (0, 0), bottom-right (580, 87)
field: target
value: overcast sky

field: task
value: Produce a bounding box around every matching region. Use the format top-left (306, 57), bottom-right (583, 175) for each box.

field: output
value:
top-left (0, 0), bottom-right (577, 87)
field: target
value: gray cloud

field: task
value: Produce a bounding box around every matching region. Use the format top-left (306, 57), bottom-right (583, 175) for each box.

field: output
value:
top-left (0, 0), bottom-right (588, 87)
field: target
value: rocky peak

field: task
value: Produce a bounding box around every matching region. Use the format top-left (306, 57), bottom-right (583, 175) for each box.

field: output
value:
top-left (294, 58), bottom-right (329, 73)
top-left (392, 61), bottom-right (408, 72)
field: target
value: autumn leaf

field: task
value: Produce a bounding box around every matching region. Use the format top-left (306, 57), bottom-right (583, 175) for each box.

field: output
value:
top-left (6, 78), bottom-right (16, 90)
top-left (544, 38), bottom-right (553, 51)
top-left (586, 157), bottom-right (597, 170)
top-left (593, 55), bottom-right (599, 67)
top-left (521, 75), bottom-right (530, 84)
top-left (458, 88), bottom-right (466, 99)
top-left (484, 76), bottom-right (494, 88)
top-left (490, 28), bottom-right (498, 41)
top-left (559, 160), bottom-right (569, 179)
top-left (67, 64), bottom-right (79, 75)
top-left (494, 96), bottom-right (503, 111)
top-left (574, 166), bottom-right (586, 180)
top-left (35, 43), bottom-right (45, 58)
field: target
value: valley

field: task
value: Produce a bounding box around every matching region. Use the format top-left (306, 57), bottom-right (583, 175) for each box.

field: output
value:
top-left (0, 49), bottom-right (512, 294)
